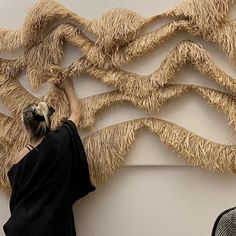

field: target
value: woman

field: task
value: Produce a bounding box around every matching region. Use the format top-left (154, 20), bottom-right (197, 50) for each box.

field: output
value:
top-left (3, 77), bottom-right (95, 236)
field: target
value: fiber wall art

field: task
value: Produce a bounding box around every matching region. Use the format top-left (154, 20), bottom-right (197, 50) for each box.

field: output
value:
top-left (0, 0), bottom-right (236, 196)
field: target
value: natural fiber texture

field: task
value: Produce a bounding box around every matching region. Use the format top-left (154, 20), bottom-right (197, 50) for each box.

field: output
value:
top-left (0, 0), bottom-right (162, 54)
top-left (168, 0), bottom-right (233, 31)
top-left (1, 69), bottom-right (236, 130)
top-left (0, 114), bottom-right (22, 195)
top-left (80, 84), bottom-right (236, 130)
top-left (0, 24), bottom-right (81, 88)
top-left (3, 39), bottom-right (236, 93)
top-left (1, 0), bottom-right (236, 194)
top-left (85, 8), bottom-right (158, 53)
top-left (1, 0), bottom-right (236, 64)
top-left (85, 118), bottom-right (236, 186)
top-left (0, 86), bottom-right (70, 194)
top-left (166, 0), bottom-right (236, 62)
top-left (65, 41), bottom-right (236, 96)
top-left (0, 0), bottom-right (87, 51)
top-left (1, 76), bottom-right (236, 189)
top-left (0, 74), bottom-right (71, 126)
top-left (0, 20), bottom-right (187, 87)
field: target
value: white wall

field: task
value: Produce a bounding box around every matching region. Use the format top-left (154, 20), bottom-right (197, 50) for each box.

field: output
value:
top-left (1, 0), bottom-right (236, 235)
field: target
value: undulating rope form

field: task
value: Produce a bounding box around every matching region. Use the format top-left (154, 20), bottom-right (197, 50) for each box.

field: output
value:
top-left (1, 114), bottom-right (236, 193)
top-left (80, 84), bottom-right (236, 130)
top-left (0, 139), bottom-right (12, 195)
top-left (0, 0), bottom-right (236, 64)
top-left (0, 0), bottom-right (234, 77)
top-left (167, 0), bottom-right (234, 33)
top-left (1, 66), bottom-right (236, 194)
top-left (0, 0), bottom-right (87, 51)
top-left (0, 20), bottom-right (187, 87)
top-left (165, 0), bottom-right (236, 62)
top-left (0, 74), bottom-right (70, 126)
top-left (1, 70), bottom-right (236, 132)
top-left (0, 113), bottom-right (18, 195)
top-left (4, 77), bottom-right (236, 129)
top-left (1, 0), bottom-right (236, 195)
top-left (84, 117), bottom-right (236, 186)
top-left (1, 36), bottom-right (236, 191)
top-left (0, 0), bottom-right (161, 53)
top-left (62, 41), bottom-right (236, 97)
top-left (3, 40), bottom-right (232, 107)
top-left (2, 37), bottom-right (236, 95)
top-left (0, 56), bottom-right (236, 131)
top-left (0, 80), bottom-right (70, 194)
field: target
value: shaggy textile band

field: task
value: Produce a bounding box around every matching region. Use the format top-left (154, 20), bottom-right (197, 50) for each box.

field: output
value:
top-left (0, 0), bottom-right (236, 195)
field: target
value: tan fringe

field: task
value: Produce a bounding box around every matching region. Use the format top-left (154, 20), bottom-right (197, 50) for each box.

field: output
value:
top-left (0, 20), bottom-right (186, 87)
top-left (49, 20), bottom-right (189, 69)
top-left (0, 24), bottom-right (82, 88)
top-left (112, 20), bottom-right (189, 67)
top-left (1, 68), bottom-right (236, 130)
top-left (0, 57), bottom-right (26, 79)
top-left (168, 0), bottom-right (233, 30)
top-left (0, 0), bottom-right (162, 54)
top-left (1, 80), bottom-right (236, 189)
top-left (0, 142), bottom-right (11, 196)
top-left (0, 74), bottom-right (71, 127)
top-left (0, 0), bottom-right (236, 63)
top-left (84, 118), bottom-right (236, 186)
top-left (86, 8), bottom-right (161, 53)
top-left (1, 0), bottom-right (236, 194)
top-left (83, 41), bottom-right (236, 96)
top-left (146, 118), bottom-right (236, 173)
top-left (83, 119), bottom-right (145, 185)
top-left (24, 24), bottom-right (68, 88)
top-left (3, 39), bottom-right (236, 94)
top-left (0, 75), bottom-right (39, 115)
top-left (0, 0), bottom-right (236, 65)
top-left (2, 18), bottom-right (235, 79)
top-left (0, 113), bottom-right (22, 196)
top-left (0, 0), bottom-right (88, 51)
top-left (166, 0), bottom-right (236, 62)
top-left (48, 40), bottom-right (236, 99)
top-left (80, 84), bottom-right (236, 130)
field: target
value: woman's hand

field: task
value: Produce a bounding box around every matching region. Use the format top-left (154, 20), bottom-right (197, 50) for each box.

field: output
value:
top-left (62, 77), bottom-right (74, 91)
top-left (54, 77), bottom-right (81, 127)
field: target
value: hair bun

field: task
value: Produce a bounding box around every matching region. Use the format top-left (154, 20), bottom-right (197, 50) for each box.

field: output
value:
top-left (35, 102), bottom-right (48, 117)
top-left (22, 102), bottom-right (54, 142)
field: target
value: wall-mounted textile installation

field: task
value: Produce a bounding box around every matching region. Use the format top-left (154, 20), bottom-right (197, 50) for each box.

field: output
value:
top-left (0, 0), bottom-right (236, 195)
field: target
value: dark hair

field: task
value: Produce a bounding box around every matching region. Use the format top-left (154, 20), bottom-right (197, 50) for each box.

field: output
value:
top-left (21, 102), bottom-right (55, 142)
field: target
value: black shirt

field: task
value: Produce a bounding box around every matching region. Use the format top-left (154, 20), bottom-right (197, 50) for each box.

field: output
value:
top-left (3, 120), bottom-right (95, 236)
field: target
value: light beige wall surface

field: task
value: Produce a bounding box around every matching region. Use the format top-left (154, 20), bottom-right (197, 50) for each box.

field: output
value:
top-left (1, 0), bottom-right (236, 235)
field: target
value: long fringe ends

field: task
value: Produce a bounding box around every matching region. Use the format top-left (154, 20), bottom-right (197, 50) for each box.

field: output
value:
top-left (1, 79), bottom-right (236, 192)
top-left (85, 118), bottom-right (236, 186)
top-left (1, 0), bottom-right (236, 194)
top-left (0, 0), bottom-right (236, 63)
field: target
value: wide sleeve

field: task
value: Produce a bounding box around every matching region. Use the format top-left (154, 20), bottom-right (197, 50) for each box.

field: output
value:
top-left (50, 120), bottom-right (95, 202)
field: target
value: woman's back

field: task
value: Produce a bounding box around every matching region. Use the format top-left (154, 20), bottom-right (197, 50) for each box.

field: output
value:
top-left (3, 120), bottom-right (95, 236)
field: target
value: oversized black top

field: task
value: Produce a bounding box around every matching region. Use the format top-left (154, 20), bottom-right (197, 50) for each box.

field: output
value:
top-left (3, 120), bottom-right (95, 236)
